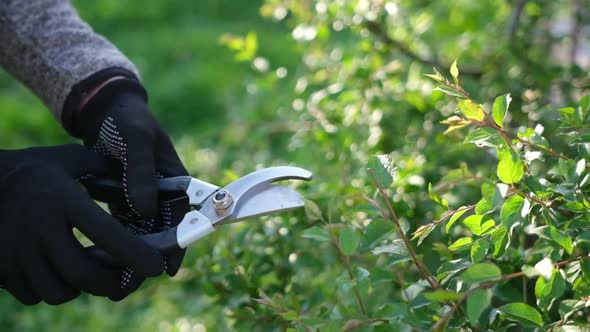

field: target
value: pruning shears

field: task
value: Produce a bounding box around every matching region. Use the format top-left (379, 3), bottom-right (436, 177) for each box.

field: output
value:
top-left (83, 166), bottom-right (312, 255)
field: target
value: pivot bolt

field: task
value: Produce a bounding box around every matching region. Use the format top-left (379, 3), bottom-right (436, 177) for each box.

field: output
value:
top-left (213, 189), bottom-right (233, 211)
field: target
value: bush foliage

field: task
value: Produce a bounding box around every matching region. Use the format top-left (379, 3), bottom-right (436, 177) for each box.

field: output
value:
top-left (2, 0), bottom-right (590, 331)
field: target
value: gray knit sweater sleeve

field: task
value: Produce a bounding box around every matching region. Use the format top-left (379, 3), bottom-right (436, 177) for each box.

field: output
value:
top-left (0, 0), bottom-right (140, 123)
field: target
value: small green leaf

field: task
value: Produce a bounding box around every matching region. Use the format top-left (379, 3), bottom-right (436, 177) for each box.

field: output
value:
top-left (371, 239), bottom-right (410, 258)
top-left (339, 227), bottom-right (361, 255)
top-left (428, 183), bottom-right (448, 209)
top-left (461, 263), bottom-right (502, 284)
top-left (450, 59), bottom-right (459, 82)
top-left (463, 215), bottom-right (495, 236)
top-left (449, 237), bottom-right (473, 251)
top-left (497, 302), bottom-right (543, 327)
top-left (581, 95), bottom-right (590, 113)
top-left (464, 127), bottom-right (505, 148)
top-left (363, 219), bottom-right (393, 246)
top-left (467, 289), bottom-right (492, 325)
top-left (304, 199), bottom-right (323, 221)
top-left (280, 310), bottom-right (298, 321)
top-left (497, 148), bottom-right (524, 184)
top-left (424, 73), bottom-right (444, 82)
top-left (446, 207), bottom-right (470, 233)
top-left (492, 94), bottom-right (511, 128)
top-left (458, 99), bottom-right (485, 121)
top-left (500, 195), bottom-right (524, 228)
top-left (411, 223), bottom-right (436, 246)
top-left (437, 259), bottom-right (472, 282)
top-left (434, 86), bottom-right (464, 98)
top-left (491, 225), bottom-right (509, 257)
top-left (302, 226), bottom-right (330, 241)
top-left (423, 289), bottom-right (461, 302)
top-left (535, 269), bottom-right (566, 311)
top-left (470, 238), bottom-right (490, 263)
top-left (367, 155), bottom-right (394, 188)
top-left (545, 225), bottom-right (573, 255)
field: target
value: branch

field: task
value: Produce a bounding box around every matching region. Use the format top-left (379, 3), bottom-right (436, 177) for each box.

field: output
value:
top-left (368, 169), bottom-right (440, 289)
top-left (432, 256), bottom-right (589, 331)
top-left (507, 0), bottom-right (528, 44)
top-left (364, 21), bottom-right (483, 77)
top-left (331, 235), bottom-right (367, 315)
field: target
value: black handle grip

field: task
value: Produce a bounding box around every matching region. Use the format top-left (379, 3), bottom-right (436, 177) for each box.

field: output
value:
top-left (81, 176), bottom-right (193, 204)
top-left (87, 228), bottom-right (182, 268)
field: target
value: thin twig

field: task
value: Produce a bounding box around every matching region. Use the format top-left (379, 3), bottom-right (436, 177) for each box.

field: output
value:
top-left (367, 169), bottom-right (440, 289)
top-left (364, 21), bottom-right (483, 77)
top-left (508, 0), bottom-right (528, 44)
top-left (432, 256), bottom-right (589, 331)
top-left (331, 235), bottom-right (367, 315)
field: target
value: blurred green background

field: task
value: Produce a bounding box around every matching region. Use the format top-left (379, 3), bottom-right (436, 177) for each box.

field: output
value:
top-left (1, 0), bottom-right (589, 331)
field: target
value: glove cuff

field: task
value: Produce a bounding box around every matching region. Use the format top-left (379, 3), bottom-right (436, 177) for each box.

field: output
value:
top-left (62, 67), bottom-right (148, 137)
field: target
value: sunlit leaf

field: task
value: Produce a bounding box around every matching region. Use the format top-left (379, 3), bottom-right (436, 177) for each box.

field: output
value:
top-left (470, 238), bottom-right (490, 263)
top-left (367, 155), bottom-right (394, 188)
top-left (464, 127), bottom-right (504, 148)
top-left (449, 237), bottom-right (473, 251)
top-left (450, 59), bottom-right (459, 83)
top-left (423, 289), bottom-right (461, 302)
top-left (446, 206), bottom-right (470, 233)
top-left (500, 195), bottom-right (524, 228)
top-left (497, 148), bottom-right (524, 184)
top-left (497, 303), bottom-right (543, 327)
top-left (492, 94), bottom-right (511, 128)
top-left (462, 215), bottom-right (495, 236)
top-left (491, 225), bottom-right (509, 257)
top-left (458, 99), bottom-right (485, 121)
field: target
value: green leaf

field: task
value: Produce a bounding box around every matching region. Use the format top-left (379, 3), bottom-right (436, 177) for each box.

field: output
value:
top-left (500, 195), bottom-right (524, 228)
top-left (464, 127), bottom-right (504, 148)
top-left (458, 99), bottom-right (485, 121)
top-left (461, 263), bottom-right (502, 284)
top-left (428, 183), bottom-right (448, 209)
top-left (367, 155), bottom-right (394, 188)
top-left (497, 302), bottom-right (543, 327)
top-left (423, 290), bottom-right (461, 302)
top-left (434, 86), bottom-right (464, 98)
top-left (424, 73), bottom-right (444, 82)
top-left (467, 289), bottom-right (492, 325)
top-left (411, 223), bottom-right (436, 246)
top-left (462, 215), bottom-right (495, 236)
top-left (437, 259), bottom-right (472, 282)
top-left (497, 148), bottom-right (524, 184)
top-left (470, 238), bottom-right (490, 263)
top-left (304, 199), bottom-right (323, 221)
top-left (449, 237), bottom-right (473, 251)
top-left (280, 310), bottom-right (299, 321)
top-left (446, 207), bottom-right (470, 233)
top-left (545, 225), bottom-right (573, 255)
top-left (492, 94), bottom-right (511, 128)
top-left (371, 239), bottom-right (410, 258)
top-left (339, 227), bottom-right (361, 255)
top-left (302, 226), bottom-right (331, 242)
top-left (441, 117), bottom-right (471, 134)
top-left (491, 225), bottom-right (509, 257)
top-left (581, 95), bottom-right (590, 113)
top-left (535, 269), bottom-right (566, 311)
top-left (450, 59), bottom-right (459, 82)
top-left (363, 219), bottom-right (393, 246)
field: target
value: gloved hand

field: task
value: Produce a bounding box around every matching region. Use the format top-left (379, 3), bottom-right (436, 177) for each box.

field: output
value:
top-left (74, 79), bottom-right (188, 277)
top-left (0, 145), bottom-right (164, 305)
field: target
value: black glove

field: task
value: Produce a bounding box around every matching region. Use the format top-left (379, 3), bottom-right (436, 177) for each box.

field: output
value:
top-left (0, 145), bottom-right (164, 305)
top-left (74, 79), bottom-right (188, 277)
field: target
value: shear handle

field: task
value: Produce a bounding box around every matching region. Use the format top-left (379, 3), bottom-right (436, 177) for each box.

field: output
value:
top-left (81, 176), bottom-right (193, 204)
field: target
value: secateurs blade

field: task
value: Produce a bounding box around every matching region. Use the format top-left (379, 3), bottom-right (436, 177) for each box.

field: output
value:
top-left (83, 166), bottom-right (312, 254)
